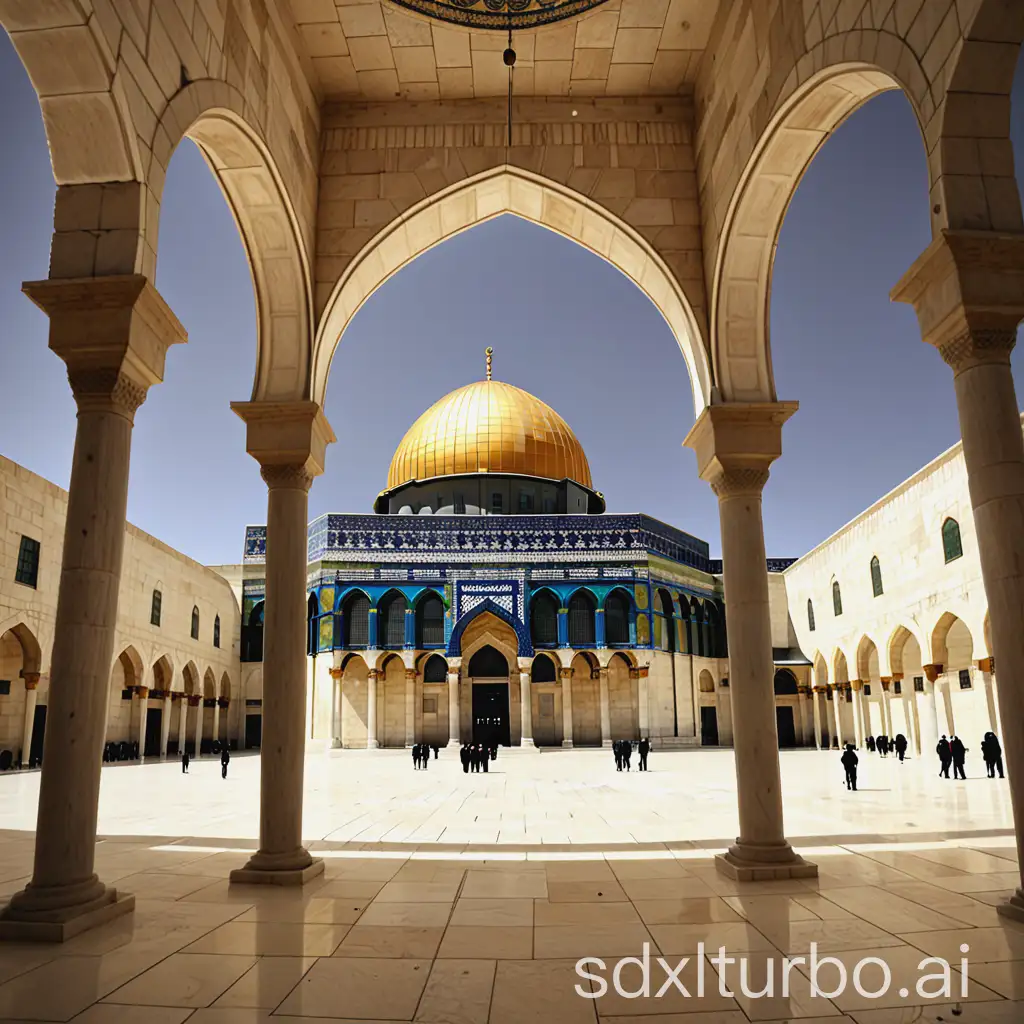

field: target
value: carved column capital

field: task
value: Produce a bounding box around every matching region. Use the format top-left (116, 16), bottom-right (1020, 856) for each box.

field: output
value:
top-left (892, 230), bottom-right (1024, 372)
top-left (22, 672), bottom-right (40, 690)
top-left (328, 667), bottom-right (343, 679)
top-left (923, 663), bottom-right (943, 683)
top-left (23, 275), bottom-right (186, 420)
top-left (136, 686), bottom-right (149, 699)
top-left (405, 668), bottom-right (417, 682)
top-left (232, 400), bottom-right (336, 485)
top-left (559, 666), bottom-right (573, 681)
top-left (978, 657), bottom-right (995, 673)
top-left (368, 668), bottom-right (379, 682)
top-left (683, 402), bottom-right (798, 498)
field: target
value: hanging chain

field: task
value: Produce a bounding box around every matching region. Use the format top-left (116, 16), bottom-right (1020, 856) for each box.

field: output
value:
top-left (504, 23), bottom-right (516, 151)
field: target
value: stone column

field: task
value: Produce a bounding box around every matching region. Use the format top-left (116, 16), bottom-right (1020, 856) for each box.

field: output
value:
top-left (828, 687), bottom-right (842, 747)
top-left (329, 667), bottom-right (343, 748)
top-left (0, 275), bottom-right (184, 940)
top-left (635, 667), bottom-right (650, 737)
top-left (405, 667), bottom-right (416, 746)
top-left (212, 701), bottom-right (222, 747)
top-left (894, 231), bottom-right (1024, 920)
top-left (851, 682), bottom-right (866, 748)
top-left (979, 658), bottom-right (1000, 732)
top-left (159, 693), bottom-right (172, 757)
top-left (447, 667), bottom-right (460, 744)
top-left (921, 665), bottom-right (941, 752)
top-left (811, 688), bottom-right (823, 750)
top-left (136, 687), bottom-right (149, 761)
top-left (367, 669), bottom-right (380, 749)
top-left (879, 679), bottom-right (893, 737)
top-left (229, 401), bottom-right (334, 887)
top-left (193, 696), bottom-right (204, 758)
top-left (20, 673), bottom-right (40, 768)
top-left (518, 660), bottom-right (533, 747)
top-left (598, 666), bottom-right (612, 747)
top-left (796, 686), bottom-right (812, 746)
top-left (559, 666), bottom-right (573, 747)
top-left (177, 694), bottom-right (188, 755)
top-left (684, 402), bottom-right (814, 880)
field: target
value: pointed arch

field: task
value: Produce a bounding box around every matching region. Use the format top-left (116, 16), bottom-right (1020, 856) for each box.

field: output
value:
top-left (182, 661), bottom-right (200, 695)
top-left (604, 587), bottom-right (632, 647)
top-left (415, 589), bottom-right (445, 647)
top-left (341, 589), bottom-right (371, 648)
top-left (1, 622), bottom-right (42, 676)
top-left (202, 667), bottom-right (216, 699)
top-left (312, 165), bottom-right (711, 417)
top-left (567, 588), bottom-right (597, 648)
top-left (377, 589), bottom-right (408, 649)
top-left (421, 653), bottom-right (448, 683)
top-left (450, 600), bottom-right (524, 657)
top-left (812, 652), bottom-right (829, 688)
top-left (530, 588), bottom-right (559, 648)
top-left (116, 646), bottom-right (144, 689)
top-left (151, 654), bottom-right (173, 691)
top-left (219, 672), bottom-right (231, 700)
top-left (855, 636), bottom-right (878, 683)
top-left (531, 652), bottom-right (558, 683)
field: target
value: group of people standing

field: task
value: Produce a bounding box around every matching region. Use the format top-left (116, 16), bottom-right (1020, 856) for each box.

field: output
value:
top-left (613, 738), bottom-right (650, 772)
top-left (459, 743), bottom-right (496, 773)
top-left (411, 743), bottom-right (438, 769)
top-left (866, 734), bottom-right (908, 761)
top-left (841, 729), bottom-right (1005, 787)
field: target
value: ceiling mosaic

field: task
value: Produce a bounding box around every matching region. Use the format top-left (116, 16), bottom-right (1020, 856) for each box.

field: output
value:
top-left (387, 0), bottom-right (611, 31)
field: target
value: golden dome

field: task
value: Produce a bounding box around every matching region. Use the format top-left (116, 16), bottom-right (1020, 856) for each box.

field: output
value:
top-left (387, 377), bottom-right (592, 491)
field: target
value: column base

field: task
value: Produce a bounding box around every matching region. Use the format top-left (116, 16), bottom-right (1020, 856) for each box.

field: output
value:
top-left (230, 851), bottom-right (325, 887)
top-left (715, 841), bottom-right (817, 882)
top-left (330, 738), bottom-right (342, 749)
top-left (519, 739), bottom-right (540, 751)
top-left (996, 889), bottom-right (1024, 924)
top-left (0, 886), bottom-right (135, 942)
top-left (367, 740), bottom-right (379, 750)
top-left (601, 739), bottom-right (613, 748)
top-left (561, 740), bottom-right (573, 748)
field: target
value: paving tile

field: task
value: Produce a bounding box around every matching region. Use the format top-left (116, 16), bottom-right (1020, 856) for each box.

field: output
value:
top-left (334, 925), bottom-right (445, 957)
top-left (634, 897), bottom-right (744, 926)
top-left (358, 900), bottom-right (452, 927)
top-left (450, 897), bottom-right (534, 926)
top-left (375, 879), bottom-right (462, 902)
top-left (182, 922), bottom-right (349, 956)
top-left (275, 957), bottom-right (430, 1019)
top-left (102, 953), bottom-right (258, 1008)
top-left (416, 958), bottom-right (495, 1023)
top-left (908, 925), bottom-right (1024, 963)
top-left (534, 899), bottom-right (641, 925)
top-left (489, 958), bottom-right (599, 1024)
top-left (461, 870), bottom-right (548, 899)
top-left (233, 897), bottom-right (368, 924)
top-left (546, 879), bottom-right (628, 903)
top-left (212, 956), bottom-right (317, 1009)
top-left (648, 922), bottom-right (776, 955)
top-left (438, 925), bottom-right (533, 959)
top-left (533, 922), bottom-right (655, 958)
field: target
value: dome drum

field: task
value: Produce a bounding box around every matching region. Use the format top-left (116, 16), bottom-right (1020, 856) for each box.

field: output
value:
top-left (374, 471), bottom-right (605, 516)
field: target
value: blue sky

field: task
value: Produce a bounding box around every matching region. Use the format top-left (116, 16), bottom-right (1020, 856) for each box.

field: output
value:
top-left (1, 34), bottom-right (1021, 565)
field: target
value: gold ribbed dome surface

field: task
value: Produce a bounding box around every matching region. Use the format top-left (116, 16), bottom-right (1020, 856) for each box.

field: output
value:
top-left (387, 378), bottom-right (592, 490)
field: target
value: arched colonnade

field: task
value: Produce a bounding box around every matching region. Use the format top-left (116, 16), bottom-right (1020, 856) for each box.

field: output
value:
top-left (2, 0), bottom-right (1024, 935)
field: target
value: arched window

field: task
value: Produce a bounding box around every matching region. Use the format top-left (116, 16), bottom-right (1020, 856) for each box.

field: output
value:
top-left (870, 556), bottom-right (883, 597)
top-left (530, 591), bottom-right (558, 647)
top-left (243, 601), bottom-right (264, 662)
top-left (832, 581), bottom-right (843, 616)
top-left (213, 614), bottom-right (221, 649)
top-left (567, 590), bottom-right (596, 647)
top-left (423, 654), bottom-right (447, 683)
top-left (342, 592), bottom-right (370, 647)
top-left (150, 589), bottom-right (162, 627)
top-left (773, 669), bottom-right (799, 695)
top-left (190, 606), bottom-right (199, 640)
top-left (379, 591), bottom-right (407, 648)
top-left (531, 654), bottom-right (556, 683)
top-left (307, 593), bottom-right (319, 656)
top-left (468, 645), bottom-right (508, 677)
top-left (604, 589), bottom-right (631, 646)
top-left (942, 517), bottom-right (963, 563)
top-left (415, 592), bottom-right (445, 647)
top-left (655, 590), bottom-right (676, 653)
top-left (705, 602), bottom-right (722, 658)
top-left (807, 599), bottom-right (815, 632)
top-left (691, 598), bottom-right (705, 657)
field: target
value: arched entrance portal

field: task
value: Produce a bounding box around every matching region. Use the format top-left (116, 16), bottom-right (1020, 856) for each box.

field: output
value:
top-left (459, 611), bottom-right (520, 747)
top-left (468, 645), bottom-right (510, 748)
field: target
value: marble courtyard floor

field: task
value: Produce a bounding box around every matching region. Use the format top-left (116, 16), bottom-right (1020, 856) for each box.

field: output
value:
top-left (0, 747), bottom-right (1022, 1022)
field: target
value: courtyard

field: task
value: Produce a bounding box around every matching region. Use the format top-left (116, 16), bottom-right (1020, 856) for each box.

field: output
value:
top-left (1, 748), bottom-right (1023, 1022)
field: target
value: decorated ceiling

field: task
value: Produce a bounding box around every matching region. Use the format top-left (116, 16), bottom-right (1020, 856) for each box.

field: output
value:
top-left (388, 0), bottom-right (611, 31)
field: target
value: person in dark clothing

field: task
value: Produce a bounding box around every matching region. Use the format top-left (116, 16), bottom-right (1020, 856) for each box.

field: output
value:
top-left (841, 743), bottom-right (858, 790)
top-left (220, 747), bottom-right (230, 779)
top-left (613, 740), bottom-right (623, 771)
top-left (982, 732), bottom-right (1005, 778)
top-left (622, 741), bottom-right (632, 771)
top-left (866, 735), bottom-right (875, 753)
top-left (481, 745), bottom-right (489, 772)
top-left (638, 737), bottom-right (650, 772)
top-left (460, 744), bottom-right (470, 773)
top-left (893, 734), bottom-right (908, 763)
top-left (877, 734), bottom-right (888, 757)
top-left (432, 744), bottom-right (439, 759)
top-left (470, 745), bottom-right (479, 772)
top-left (490, 745), bottom-right (497, 761)
top-left (936, 735), bottom-right (952, 778)
top-left (950, 736), bottom-right (967, 779)
top-left (412, 744), bottom-right (420, 770)
top-left (181, 751), bottom-right (190, 774)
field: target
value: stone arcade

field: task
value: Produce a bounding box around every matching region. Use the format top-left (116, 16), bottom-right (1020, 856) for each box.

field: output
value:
top-left (0, 0), bottom-right (1022, 949)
